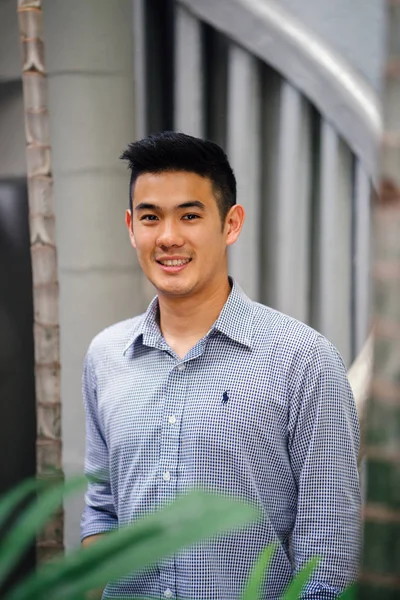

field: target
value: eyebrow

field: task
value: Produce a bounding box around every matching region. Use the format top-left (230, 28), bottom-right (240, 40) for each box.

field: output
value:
top-left (135, 200), bottom-right (206, 212)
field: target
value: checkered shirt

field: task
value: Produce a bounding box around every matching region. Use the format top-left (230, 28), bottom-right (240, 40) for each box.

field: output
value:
top-left (81, 280), bottom-right (360, 599)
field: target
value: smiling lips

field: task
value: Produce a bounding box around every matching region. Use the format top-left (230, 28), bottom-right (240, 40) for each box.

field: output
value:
top-left (156, 257), bottom-right (192, 272)
top-left (157, 258), bottom-right (191, 266)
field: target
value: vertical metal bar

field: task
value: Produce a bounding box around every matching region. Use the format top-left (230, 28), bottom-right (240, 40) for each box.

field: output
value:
top-left (132, 0), bottom-right (146, 139)
top-left (313, 122), bottom-right (337, 341)
top-left (203, 26), bottom-right (228, 148)
top-left (145, 0), bottom-right (174, 133)
top-left (314, 122), bottom-right (352, 365)
top-left (354, 161), bottom-right (372, 355)
top-left (227, 44), bottom-right (261, 301)
top-left (174, 5), bottom-right (203, 136)
top-left (260, 66), bottom-right (281, 308)
top-left (273, 82), bottom-right (312, 321)
top-left (261, 74), bottom-right (312, 322)
top-left (336, 140), bottom-right (353, 366)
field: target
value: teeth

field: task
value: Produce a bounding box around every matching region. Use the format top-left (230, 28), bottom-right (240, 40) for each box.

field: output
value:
top-left (161, 259), bottom-right (190, 266)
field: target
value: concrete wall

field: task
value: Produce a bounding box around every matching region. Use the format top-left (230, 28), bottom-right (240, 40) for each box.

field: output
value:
top-left (42, 0), bottom-right (150, 549)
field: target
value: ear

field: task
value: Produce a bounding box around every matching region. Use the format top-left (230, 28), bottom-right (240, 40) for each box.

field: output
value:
top-left (225, 204), bottom-right (245, 246)
top-left (125, 209), bottom-right (136, 248)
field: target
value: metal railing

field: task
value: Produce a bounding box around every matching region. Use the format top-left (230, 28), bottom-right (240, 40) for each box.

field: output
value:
top-left (132, 0), bottom-right (376, 372)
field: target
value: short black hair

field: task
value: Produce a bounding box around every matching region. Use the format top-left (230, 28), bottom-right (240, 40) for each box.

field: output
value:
top-left (120, 131), bottom-right (236, 222)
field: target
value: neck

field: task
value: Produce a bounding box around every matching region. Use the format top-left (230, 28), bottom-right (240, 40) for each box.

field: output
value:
top-left (158, 277), bottom-right (231, 345)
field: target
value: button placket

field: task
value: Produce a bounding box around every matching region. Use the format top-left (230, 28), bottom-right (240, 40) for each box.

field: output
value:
top-left (158, 362), bottom-right (189, 597)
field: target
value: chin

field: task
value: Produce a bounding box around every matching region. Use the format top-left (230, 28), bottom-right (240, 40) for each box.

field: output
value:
top-left (154, 279), bottom-right (195, 298)
top-left (159, 285), bottom-right (192, 297)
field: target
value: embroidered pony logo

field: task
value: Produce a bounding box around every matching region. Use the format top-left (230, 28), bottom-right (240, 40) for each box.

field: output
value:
top-left (222, 391), bottom-right (229, 404)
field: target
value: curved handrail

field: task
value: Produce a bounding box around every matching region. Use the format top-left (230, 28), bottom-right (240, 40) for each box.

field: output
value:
top-left (179, 0), bottom-right (381, 181)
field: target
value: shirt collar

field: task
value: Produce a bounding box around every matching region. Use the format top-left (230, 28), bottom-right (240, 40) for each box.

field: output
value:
top-left (123, 294), bottom-right (162, 355)
top-left (123, 278), bottom-right (254, 356)
top-left (212, 279), bottom-right (254, 348)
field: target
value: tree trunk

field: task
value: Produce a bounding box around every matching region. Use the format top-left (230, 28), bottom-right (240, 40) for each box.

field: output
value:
top-left (17, 0), bottom-right (64, 562)
top-left (359, 1), bottom-right (400, 598)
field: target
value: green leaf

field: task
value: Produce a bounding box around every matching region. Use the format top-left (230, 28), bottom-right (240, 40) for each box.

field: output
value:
top-left (338, 585), bottom-right (356, 600)
top-left (241, 543), bottom-right (277, 600)
top-left (0, 475), bottom-right (87, 588)
top-left (0, 478), bottom-right (42, 532)
top-left (6, 490), bottom-right (260, 600)
top-left (280, 557), bottom-right (320, 600)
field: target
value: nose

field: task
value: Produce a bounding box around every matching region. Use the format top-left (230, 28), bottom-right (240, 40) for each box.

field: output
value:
top-left (156, 219), bottom-right (184, 249)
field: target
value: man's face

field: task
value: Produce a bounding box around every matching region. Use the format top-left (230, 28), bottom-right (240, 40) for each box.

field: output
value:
top-left (125, 171), bottom-right (244, 299)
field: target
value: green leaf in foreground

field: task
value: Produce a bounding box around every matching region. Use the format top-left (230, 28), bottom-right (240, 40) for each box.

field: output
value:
top-left (5, 490), bottom-right (260, 600)
top-left (0, 475), bottom-right (87, 588)
top-left (241, 543), bottom-right (277, 600)
top-left (280, 557), bottom-right (320, 600)
top-left (338, 585), bottom-right (356, 600)
top-left (0, 479), bottom-right (42, 533)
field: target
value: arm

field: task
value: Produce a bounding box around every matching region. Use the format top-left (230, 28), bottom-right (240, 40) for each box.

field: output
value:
top-left (81, 349), bottom-right (118, 543)
top-left (82, 536), bottom-right (104, 600)
top-left (288, 336), bottom-right (361, 599)
top-left (82, 534), bottom-right (105, 600)
top-left (81, 533), bottom-right (105, 549)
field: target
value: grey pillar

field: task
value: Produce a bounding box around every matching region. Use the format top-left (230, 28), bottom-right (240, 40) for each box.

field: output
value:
top-left (312, 122), bottom-right (352, 366)
top-left (174, 5), bottom-right (204, 136)
top-left (262, 79), bottom-right (312, 322)
top-left (354, 162), bottom-right (371, 355)
top-left (132, 0), bottom-right (146, 140)
top-left (227, 44), bottom-right (262, 301)
top-left (42, 0), bottom-right (148, 549)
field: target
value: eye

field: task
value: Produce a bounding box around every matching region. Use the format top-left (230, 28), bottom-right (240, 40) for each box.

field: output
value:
top-left (182, 213), bottom-right (200, 221)
top-left (140, 214), bottom-right (158, 222)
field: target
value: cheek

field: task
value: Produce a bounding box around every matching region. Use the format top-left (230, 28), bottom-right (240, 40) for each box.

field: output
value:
top-left (195, 236), bottom-right (226, 267)
top-left (132, 229), bottom-right (154, 255)
top-left (200, 228), bottom-right (225, 251)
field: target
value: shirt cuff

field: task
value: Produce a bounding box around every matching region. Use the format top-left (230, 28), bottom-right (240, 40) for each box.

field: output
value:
top-left (80, 504), bottom-right (118, 541)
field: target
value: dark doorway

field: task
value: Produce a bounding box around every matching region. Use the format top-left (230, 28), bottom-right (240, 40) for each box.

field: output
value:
top-left (0, 178), bottom-right (36, 592)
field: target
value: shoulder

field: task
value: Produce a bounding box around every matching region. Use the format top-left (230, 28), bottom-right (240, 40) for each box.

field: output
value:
top-left (251, 302), bottom-right (320, 353)
top-left (86, 314), bottom-right (144, 365)
top-left (249, 302), bottom-right (346, 373)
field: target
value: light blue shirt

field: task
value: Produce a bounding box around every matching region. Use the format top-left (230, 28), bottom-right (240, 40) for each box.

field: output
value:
top-left (81, 280), bottom-right (360, 599)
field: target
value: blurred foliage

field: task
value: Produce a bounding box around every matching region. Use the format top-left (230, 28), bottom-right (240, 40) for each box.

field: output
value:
top-left (0, 477), bottom-right (352, 599)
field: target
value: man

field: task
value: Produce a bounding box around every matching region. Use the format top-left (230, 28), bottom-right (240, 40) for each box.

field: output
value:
top-left (81, 131), bottom-right (360, 599)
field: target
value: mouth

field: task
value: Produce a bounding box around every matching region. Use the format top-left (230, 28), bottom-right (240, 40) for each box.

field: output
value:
top-left (156, 257), bottom-right (192, 273)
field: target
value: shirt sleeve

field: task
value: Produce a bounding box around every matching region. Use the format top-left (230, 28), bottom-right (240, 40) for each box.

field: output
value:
top-left (288, 335), bottom-right (361, 599)
top-left (80, 348), bottom-right (118, 540)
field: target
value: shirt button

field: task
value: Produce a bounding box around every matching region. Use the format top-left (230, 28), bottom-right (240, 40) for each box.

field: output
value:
top-left (168, 415), bottom-right (176, 425)
top-left (164, 590), bottom-right (173, 598)
top-left (163, 470), bottom-right (171, 482)
top-left (177, 364), bottom-right (185, 371)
